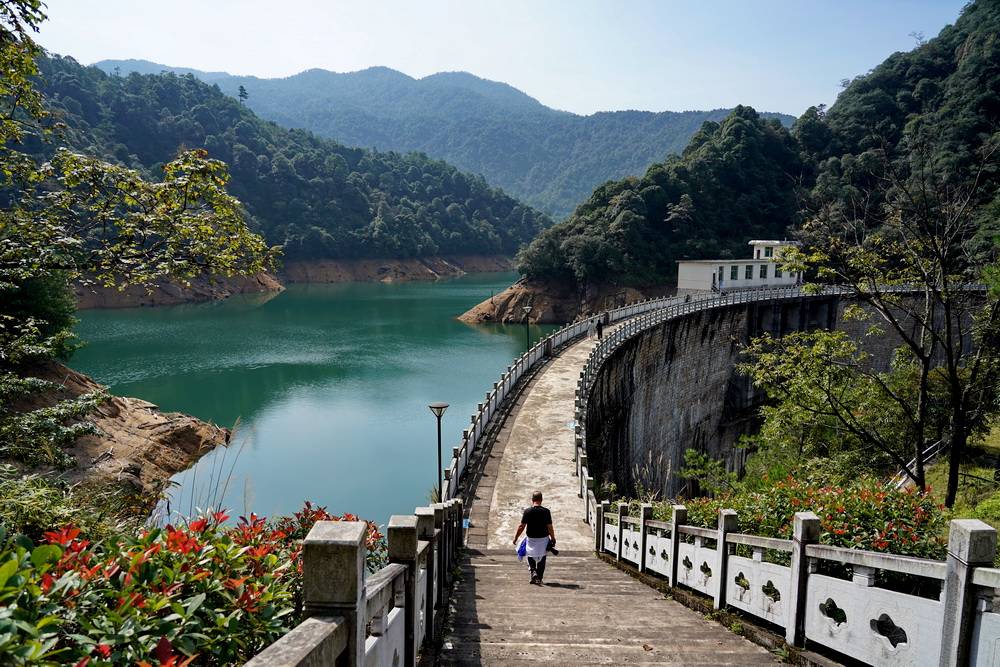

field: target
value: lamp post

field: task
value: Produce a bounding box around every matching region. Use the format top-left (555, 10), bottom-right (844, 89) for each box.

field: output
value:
top-left (428, 402), bottom-right (448, 499)
top-left (522, 305), bottom-right (532, 351)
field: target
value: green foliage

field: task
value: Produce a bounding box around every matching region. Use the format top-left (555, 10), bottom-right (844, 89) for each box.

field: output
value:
top-left (517, 106), bottom-right (804, 287)
top-left (677, 449), bottom-right (737, 497)
top-left (740, 330), bottom-right (931, 482)
top-left (0, 503), bottom-right (385, 665)
top-left (31, 54), bottom-right (550, 261)
top-left (975, 491), bottom-right (1000, 525)
top-left (0, 466), bottom-right (142, 544)
top-left (680, 477), bottom-right (946, 560)
top-left (0, 1), bottom-right (273, 477)
top-left (93, 60), bottom-right (794, 218)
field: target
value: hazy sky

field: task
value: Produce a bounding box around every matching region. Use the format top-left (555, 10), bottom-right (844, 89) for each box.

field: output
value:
top-left (38, 0), bottom-right (967, 117)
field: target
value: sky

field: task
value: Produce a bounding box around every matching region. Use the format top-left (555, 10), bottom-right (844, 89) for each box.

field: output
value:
top-left (38, 0), bottom-right (968, 117)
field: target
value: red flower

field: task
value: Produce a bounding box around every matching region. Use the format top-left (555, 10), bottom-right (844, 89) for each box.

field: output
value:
top-left (93, 644), bottom-right (112, 659)
top-left (212, 510), bottom-right (230, 524)
top-left (188, 518), bottom-right (209, 533)
top-left (165, 527), bottom-right (201, 555)
top-left (44, 526), bottom-right (81, 546)
top-left (40, 573), bottom-right (54, 592)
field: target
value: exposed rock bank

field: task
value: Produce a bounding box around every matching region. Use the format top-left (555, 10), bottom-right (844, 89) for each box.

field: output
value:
top-left (75, 272), bottom-right (283, 309)
top-left (459, 279), bottom-right (672, 324)
top-left (282, 255), bottom-right (512, 283)
top-left (20, 362), bottom-right (228, 495)
top-left (76, 256), bottom-right (515, 309)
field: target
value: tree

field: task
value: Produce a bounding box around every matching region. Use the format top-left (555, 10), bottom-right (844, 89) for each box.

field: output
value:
top-left (775, 140), bottom-right (1000, 506)
top-left (238, 84), bottom-right (248, 105)
top-left (0, 0), bottom-right (274, 468)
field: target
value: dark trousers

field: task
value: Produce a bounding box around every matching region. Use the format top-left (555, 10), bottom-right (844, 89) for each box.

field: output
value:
top-left (528, 555), bottom-right (546, 579)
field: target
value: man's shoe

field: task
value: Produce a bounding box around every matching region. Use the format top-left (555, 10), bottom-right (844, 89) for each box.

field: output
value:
top-left (529, 574), bottom-right (539, 585)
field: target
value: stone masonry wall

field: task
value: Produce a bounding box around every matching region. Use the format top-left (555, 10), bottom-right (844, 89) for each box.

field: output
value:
top-left (584, 294), bottom-right (913, 499)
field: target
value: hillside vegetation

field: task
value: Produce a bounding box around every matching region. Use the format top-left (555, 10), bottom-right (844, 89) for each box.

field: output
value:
top-left (95, 59), bottom-right (794, 218)
top-left (31, 55), bottom-right (550, 262)
top-left (517, 0), bottom-right (1000, 290)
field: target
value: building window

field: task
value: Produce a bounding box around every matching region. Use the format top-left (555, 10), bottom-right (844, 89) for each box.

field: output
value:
top-left (775, 266), bottom-right (783, 278)
top-left (760, 264), bottom-right (768, 279)
top-left (731, 265), bottom-right (739, 280)
top-left (745, 265), bottom-right (753, 280)
top-left (755, 248), bottom-right (760, 259)
top-left (718, 266), bottom-right (724, 281)
top-left (790, 271), bottom-right (797, 279)
top-left (764, 247), bottom-right (773, 258)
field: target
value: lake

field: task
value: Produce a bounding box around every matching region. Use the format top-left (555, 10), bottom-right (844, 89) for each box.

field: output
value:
top-left (72, 272), bottom-right (553, 526)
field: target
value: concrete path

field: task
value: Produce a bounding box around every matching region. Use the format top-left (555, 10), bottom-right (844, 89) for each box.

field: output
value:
top-left (442, 551), bottom-right (780, 665)
top-left (445, 332), bottom-right (781, 665)
top-left (485, 334), bottom-right (598, 550)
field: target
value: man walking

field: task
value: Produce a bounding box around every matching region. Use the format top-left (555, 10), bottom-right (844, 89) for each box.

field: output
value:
top-left (512, 490), bottom-right (555, 585)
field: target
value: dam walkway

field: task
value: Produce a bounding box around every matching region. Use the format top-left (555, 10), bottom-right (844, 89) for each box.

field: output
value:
top-left (440, 330), bottom-right (779, 665)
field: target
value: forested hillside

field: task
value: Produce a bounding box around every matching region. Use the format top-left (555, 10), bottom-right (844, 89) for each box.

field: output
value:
top-left (517, 0), bottom-right (999, 290)
top-left (95, 59), bottom-right (794, 218)
top-left (30, 55), bottom-right (550, 261)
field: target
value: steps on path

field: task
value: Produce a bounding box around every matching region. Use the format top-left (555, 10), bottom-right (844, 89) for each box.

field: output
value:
top-left (440, 549), bottom-right (781, 665)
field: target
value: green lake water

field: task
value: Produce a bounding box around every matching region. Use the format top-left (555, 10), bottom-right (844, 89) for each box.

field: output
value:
top-left (72, 272), bottom-right (554, 526)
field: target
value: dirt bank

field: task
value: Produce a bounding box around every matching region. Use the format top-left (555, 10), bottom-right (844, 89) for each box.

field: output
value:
top-left (75, 272), bottom-right (284, 309)
top-left (458, 279), bottom-right (673, 324)
top-left (76, 256), bottom-right (514, 309)
top-left (19, 362), bottom-right (228, 495)
top-left (281, 255), bottom-right (513, 283)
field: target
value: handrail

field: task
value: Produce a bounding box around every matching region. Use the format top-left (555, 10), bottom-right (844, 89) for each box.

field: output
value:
top-left (805, 543), bottom-right (947, 580)
top-left (725, 532), bottom-right (794, 552)
top-left (365, 562), bottom-right (407, 621)
top-left (677, 525), bottom-right (717, 539)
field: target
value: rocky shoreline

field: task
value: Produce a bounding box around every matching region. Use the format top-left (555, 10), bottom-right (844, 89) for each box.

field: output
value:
top-left (76, 256), bottom-right (514, 309)
top-left (20, 362), bottom-right (230, 496)
top-left (458, 278), bottom-right (672, 324)
top-left (75, 272), bottom-right (284, 309)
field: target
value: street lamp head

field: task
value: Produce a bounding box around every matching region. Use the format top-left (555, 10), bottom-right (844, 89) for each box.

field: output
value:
top-left (428, 402), bottom-right (449, 418)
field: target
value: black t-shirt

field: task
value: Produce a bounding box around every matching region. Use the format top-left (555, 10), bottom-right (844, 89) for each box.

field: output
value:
top-left (521, 505), bottom-right (552, 538)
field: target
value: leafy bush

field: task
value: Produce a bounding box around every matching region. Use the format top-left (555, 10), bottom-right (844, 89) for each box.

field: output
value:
top-left (0, 466), bottom-right (144, 544)
top-left (644, 477), bottom-right (946, 560)
top-left (0, 502), bottom-right (384, 665)
top-left (975, 490), bottom-right (1000, 525)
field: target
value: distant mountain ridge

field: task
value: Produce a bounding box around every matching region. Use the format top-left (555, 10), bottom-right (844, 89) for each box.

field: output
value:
top-left (94, 59), bottom-right (795, 217)
top-left (37, 55), bottom-right (550, 263)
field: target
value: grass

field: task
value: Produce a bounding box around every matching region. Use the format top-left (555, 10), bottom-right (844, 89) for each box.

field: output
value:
top-left (923, 429), bottom-right (1000, 564)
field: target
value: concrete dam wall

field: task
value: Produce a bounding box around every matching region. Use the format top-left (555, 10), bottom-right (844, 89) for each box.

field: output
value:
top-left (583, 293), bottom-right (906, 499)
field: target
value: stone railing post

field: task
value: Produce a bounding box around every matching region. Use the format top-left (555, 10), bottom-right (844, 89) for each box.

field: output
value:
top-left (578, 453), bottom-right (588, 497)
top-left (616, 504), bottom-right (627, 562)
top-left (939, 519), bottom-right (997, 666)
top-left (714, 509), bottom-right (738, 610)
top-left (669, 505), bottom-right (687, 587)
top-left (638, 503), bottom-right (653, 573)
top-left (388, 515), bottom-right (419, 667)
top-left (594, 501), bottom-right (606, 552)
top-left (785, 511), bottom-right (820, 646)
top-left (432, 503), bottom-right (447, 599)
top-left (302, 521), bottom-right (367, 665)
top-left (454, 498), bottom-right (465, 552)
top-left (414, 507), bottom-right (436, 644)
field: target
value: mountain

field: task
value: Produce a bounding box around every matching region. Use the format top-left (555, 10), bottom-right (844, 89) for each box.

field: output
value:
top-left (516, 106), bottom-right (804, 287)
top-left (94, 59), bottom-right (795, 218)
top-left (31, 55), bottom-right (550, 262)
top-left (512, 0), bottom-right (998, 293)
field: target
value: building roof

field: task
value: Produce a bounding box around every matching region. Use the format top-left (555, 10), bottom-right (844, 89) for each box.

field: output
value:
top-left (747, 239), bottom-right (801, 246)
top-left (676, 259), bottom-right (776, 265)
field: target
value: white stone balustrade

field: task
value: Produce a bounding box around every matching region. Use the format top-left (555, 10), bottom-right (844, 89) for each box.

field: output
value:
top-left (598, 506), bottom-right (999, 666)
